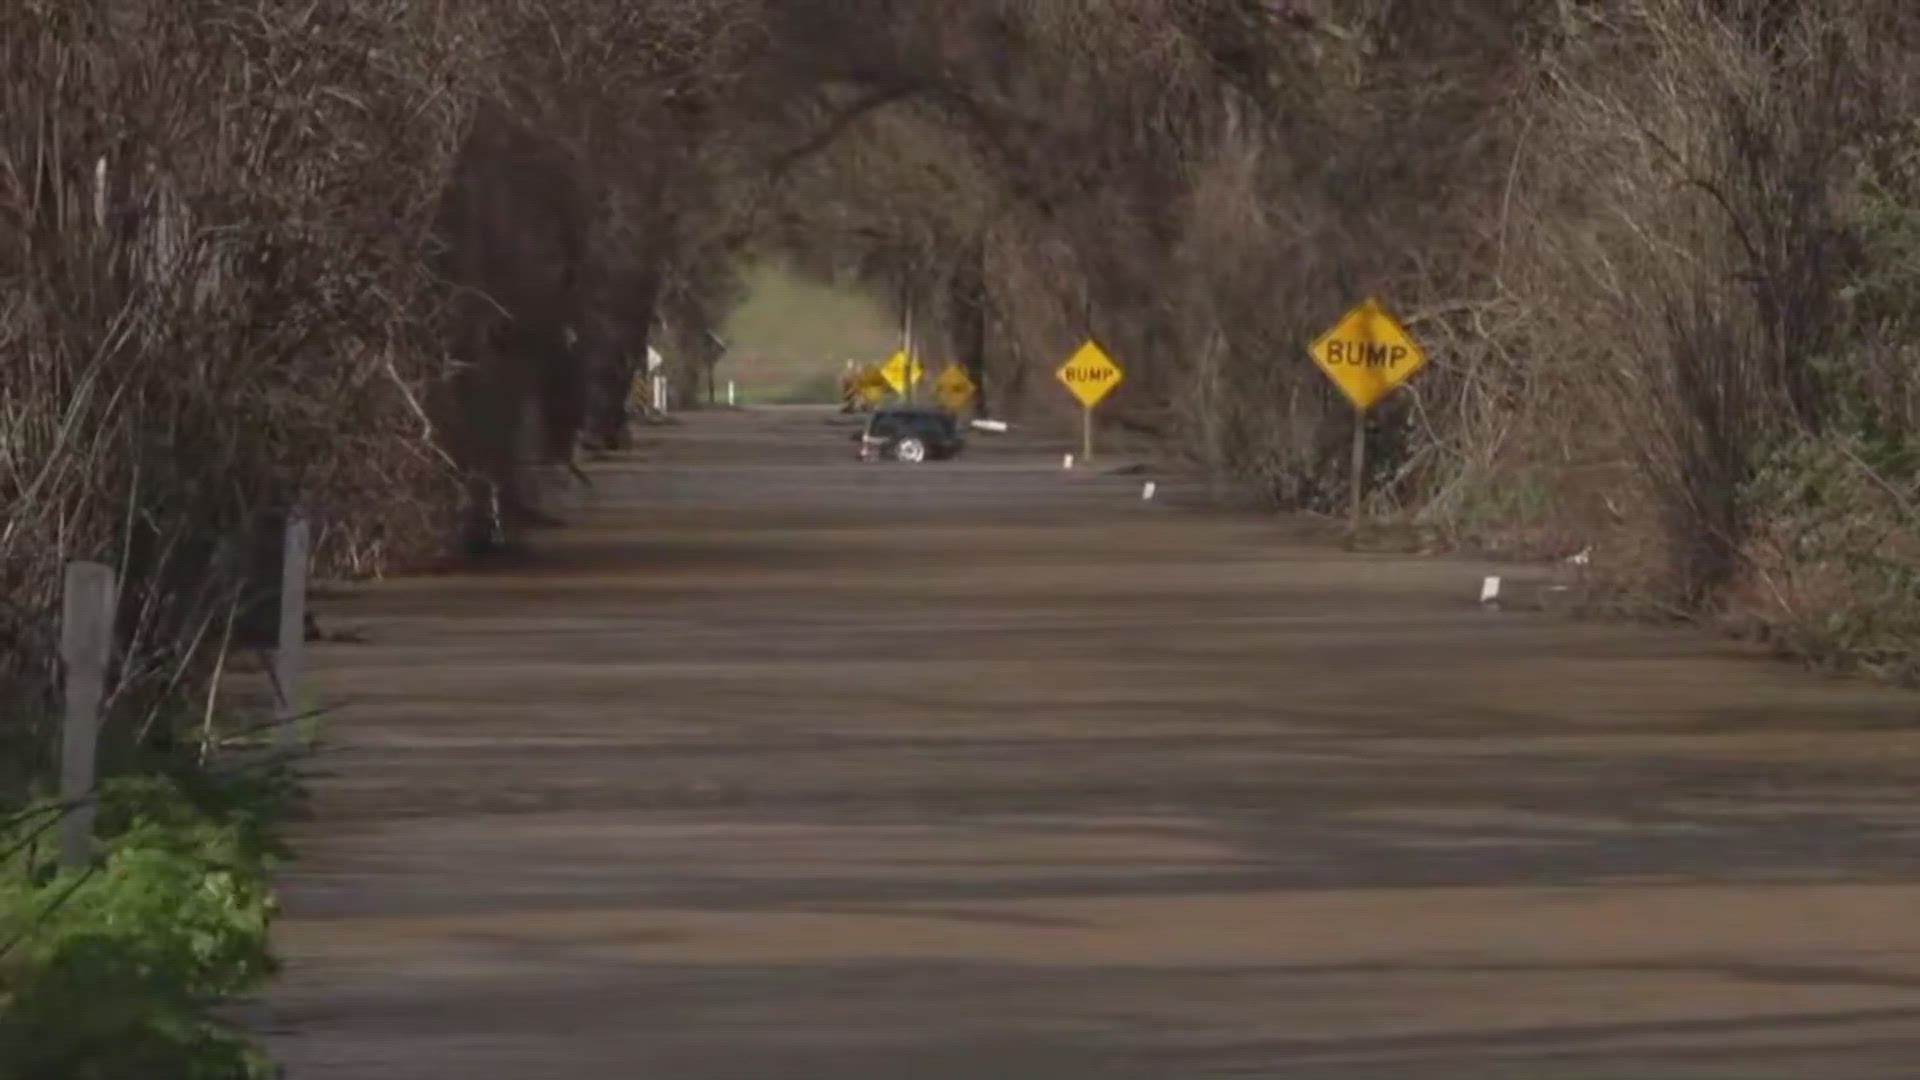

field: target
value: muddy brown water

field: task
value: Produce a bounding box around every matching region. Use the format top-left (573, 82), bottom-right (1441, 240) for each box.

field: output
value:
top-left (251, 408), bottom-right (1920, 1078)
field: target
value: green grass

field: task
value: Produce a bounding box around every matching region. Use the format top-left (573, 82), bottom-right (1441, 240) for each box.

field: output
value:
top-left (719, 264), bottom-right (899, 404)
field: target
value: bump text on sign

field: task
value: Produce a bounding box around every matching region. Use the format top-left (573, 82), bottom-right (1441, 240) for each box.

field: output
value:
top-left (1307, 298), bottom-right (1428, 411)
top-left (1055, 341), bottom-right (1125, 410)
top-left (1321, 341), bottom-right (1413, 369)
top-left (1062, 365), bottom-right (1117, 384)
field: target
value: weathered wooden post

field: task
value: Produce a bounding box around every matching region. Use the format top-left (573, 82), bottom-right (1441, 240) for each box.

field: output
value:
top-left (235, 508), bottom-right (309, 749)
top-left (60, 560), bottom-right (117, 869)
top-left (274, 511), bottom-right (309, 749)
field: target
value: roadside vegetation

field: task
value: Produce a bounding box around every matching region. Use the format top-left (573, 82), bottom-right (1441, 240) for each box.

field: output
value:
top-left (2, 1), bottom-right (1917, 1071)
top-left (1, 770), bottom-right (291, 1079)
top-left (721, 264), bottom-right (897, 404)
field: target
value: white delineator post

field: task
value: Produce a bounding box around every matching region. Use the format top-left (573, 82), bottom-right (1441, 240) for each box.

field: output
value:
top-left (727, 380), bottom-right (737, 407)
top-left (60, 560), bottom-right (117, 869)
top-left (275, 511), bottom-right (310, 750)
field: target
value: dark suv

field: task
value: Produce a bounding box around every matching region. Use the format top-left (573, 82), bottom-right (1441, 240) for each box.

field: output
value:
top-left (855, 405), bottom-right (966, 463)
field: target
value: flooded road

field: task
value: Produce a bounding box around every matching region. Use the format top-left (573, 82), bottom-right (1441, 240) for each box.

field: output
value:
top-left (256, 408), bottom-right (1920, 1078)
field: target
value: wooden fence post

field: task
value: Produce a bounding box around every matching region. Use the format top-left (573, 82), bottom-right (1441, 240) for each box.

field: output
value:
top-left (275, 511), bottom-right (309, 749)
top-left (60, 560), bottom-right (117, 869)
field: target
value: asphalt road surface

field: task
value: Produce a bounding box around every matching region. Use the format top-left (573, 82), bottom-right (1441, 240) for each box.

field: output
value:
top-left (253, 407), bottom-right (1920, 1079)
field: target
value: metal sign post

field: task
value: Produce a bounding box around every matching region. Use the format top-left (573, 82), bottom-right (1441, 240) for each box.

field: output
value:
top-left (1348, 408), bottom-right (1367, 537)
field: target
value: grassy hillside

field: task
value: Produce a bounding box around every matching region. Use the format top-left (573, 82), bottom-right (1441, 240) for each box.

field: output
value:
top-left (718, 264), bottom-right (899, 403)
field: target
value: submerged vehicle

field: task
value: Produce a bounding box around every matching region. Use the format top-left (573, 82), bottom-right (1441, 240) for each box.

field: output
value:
top-left (854, 405), bottom-right (966, 463)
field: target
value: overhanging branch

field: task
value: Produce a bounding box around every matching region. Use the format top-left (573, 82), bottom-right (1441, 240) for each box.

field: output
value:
top-left (760, 73), bottom-right (952, 178)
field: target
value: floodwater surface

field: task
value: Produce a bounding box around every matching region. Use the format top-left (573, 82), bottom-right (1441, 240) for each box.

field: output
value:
top-left (253, 408), bottom-right (1920, 1079)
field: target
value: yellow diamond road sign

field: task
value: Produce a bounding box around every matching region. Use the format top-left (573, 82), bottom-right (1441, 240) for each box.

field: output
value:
top-left (935, 365), bottom-right (976, 408)
top-left (881, 350), bottom-right (924, 394)
top-left (1309, 297), bottom-right (1428, 411)
top-left (1056, 340), bottom-right (1124, 409)
top-left (853, 365), bottom-right (891, 405)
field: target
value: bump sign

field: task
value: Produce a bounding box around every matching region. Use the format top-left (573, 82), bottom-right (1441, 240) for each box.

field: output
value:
top-left (880, 350), bottom-right (925, 395)
top-left (1056, 341), bottom-right (1124, 410)
top-left (853, 364), bottom-right (892, 406)
top-left (935, 364), bottom-right (977, 409)
top-left (1308, 297), bottom-right (1428, 411)
top-left (1057, 340), bottom-right (1123, 462)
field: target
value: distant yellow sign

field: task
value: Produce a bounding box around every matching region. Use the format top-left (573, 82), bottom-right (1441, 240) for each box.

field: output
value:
top-left (881, 351), bottom-right (925, 395)
top-left (1056, 340), bottom-right (1124, 409)
top-left (1308, 297), bottom-right (1428, 411)
top-left (935, 365), bottom-right (977, 409)
top-left (852, 365), bottom-right (891, 406)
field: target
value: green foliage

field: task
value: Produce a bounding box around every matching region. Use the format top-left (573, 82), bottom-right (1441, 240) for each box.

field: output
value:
top-left (1742, 431), bottom-right (1920, 677)
top-left (1733, 144), bottom-right (1920, 676)
top-left (758, 371), bottom-right (847, 405)
top-left (722, 263), bottom-right (898, 400)
top-left (1825, 177), bottom-right (1920, 477)
top-left (0, 770), bottom-right (290, 1080)
top-left (1739, 170), bottom-right (1920, 672)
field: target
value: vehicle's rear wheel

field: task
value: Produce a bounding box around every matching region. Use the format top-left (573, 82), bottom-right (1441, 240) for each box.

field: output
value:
top-left (894, 437), bottom-right (928, 463)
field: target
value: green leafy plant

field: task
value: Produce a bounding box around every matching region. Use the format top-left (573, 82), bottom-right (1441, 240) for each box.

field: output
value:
top-left (0, 771), bottom-right (290, 1080)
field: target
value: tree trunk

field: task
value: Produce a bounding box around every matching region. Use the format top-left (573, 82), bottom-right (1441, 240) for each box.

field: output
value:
top-left (953, 240), bottom-right (991, 417)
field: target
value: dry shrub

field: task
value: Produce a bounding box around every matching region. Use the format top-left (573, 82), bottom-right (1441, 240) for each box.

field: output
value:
top-left (0, 0), bottom-right (480, 797)
top-left (1482, 0), bottom-right (1920, 659)
top-left (0, 0), bottom-right (782, 799)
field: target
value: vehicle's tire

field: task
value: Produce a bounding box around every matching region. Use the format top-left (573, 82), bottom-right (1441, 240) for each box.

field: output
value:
top-left (894, 437), bottom-right (928, 464)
